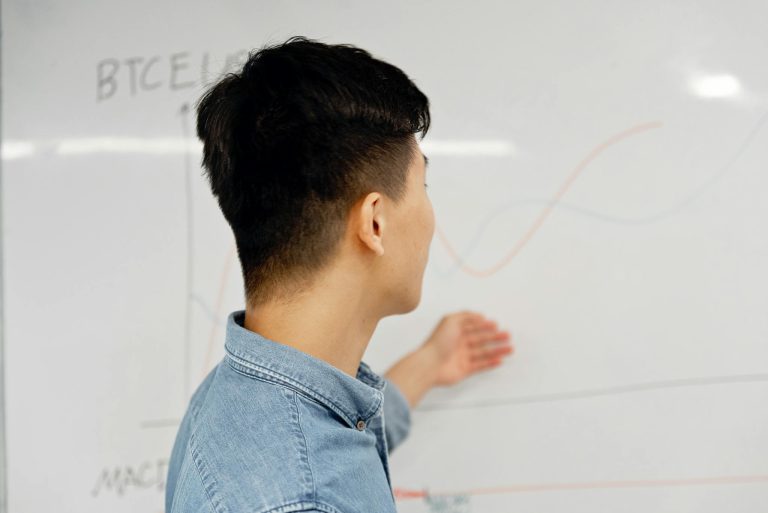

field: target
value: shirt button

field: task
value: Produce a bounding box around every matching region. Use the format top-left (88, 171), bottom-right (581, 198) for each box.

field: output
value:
top-left (356, 419), bottom-right (366, 430)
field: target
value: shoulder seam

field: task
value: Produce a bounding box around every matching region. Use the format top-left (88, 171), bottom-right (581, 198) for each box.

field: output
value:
top-left (287, 387), bottom-right (317, 503)
top-left (187, 433), bottom-right (226, 513)
top-left (188, 428), bottom-right (229, 513)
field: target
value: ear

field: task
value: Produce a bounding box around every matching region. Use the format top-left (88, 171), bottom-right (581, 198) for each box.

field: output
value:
top-left (356, 192), bottom-right (385, 256)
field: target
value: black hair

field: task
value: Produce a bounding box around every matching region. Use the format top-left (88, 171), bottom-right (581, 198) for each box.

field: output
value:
top-left (195, 35), bottom-right (431, 306)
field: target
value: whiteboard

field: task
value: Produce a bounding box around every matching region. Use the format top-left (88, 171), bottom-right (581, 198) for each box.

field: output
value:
top-left (2, 1), bottom-right (768, 512)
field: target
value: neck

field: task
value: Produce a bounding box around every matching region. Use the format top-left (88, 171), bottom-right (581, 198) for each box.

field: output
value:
top-left (242, 267), bottom-right (381, 378)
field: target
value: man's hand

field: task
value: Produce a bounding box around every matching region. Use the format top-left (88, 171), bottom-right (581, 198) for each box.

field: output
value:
top-left (384, 310), bottom-right (514, 408)
top-left (422, 310), bottom-right (514, 387)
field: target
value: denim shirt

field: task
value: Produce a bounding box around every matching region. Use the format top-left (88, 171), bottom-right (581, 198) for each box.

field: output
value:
top-left (165, 310), bottom-right (413, 513)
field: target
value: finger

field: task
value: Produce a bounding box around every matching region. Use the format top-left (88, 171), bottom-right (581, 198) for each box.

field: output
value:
top-left (469, 356), bottom-right (504, 372)
top-left (469, 343), bottom-right (514, 362)
top-left (462, 322), bottom-right (507, 337)
top-left (465, 329), bottom-right (512, 346)
top-left (473, 336), bottom-right (512, 350)
top-left (462, 317), bottom-right (512, 337)
top-left (462, 318), bottom-right (498, 334)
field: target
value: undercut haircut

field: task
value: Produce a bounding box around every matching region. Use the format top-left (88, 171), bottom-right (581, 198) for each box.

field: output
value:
top-left (195, 36), bottom-right (431, 306)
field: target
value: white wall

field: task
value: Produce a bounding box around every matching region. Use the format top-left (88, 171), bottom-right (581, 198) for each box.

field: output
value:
top-left (2, 1), bottom-right (768, 512)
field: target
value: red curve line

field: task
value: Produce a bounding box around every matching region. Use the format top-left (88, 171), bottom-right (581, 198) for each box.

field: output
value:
top-left (435, 121), bottom-right (663, 278)
top-left (394, 473), bottom-right (768, 499)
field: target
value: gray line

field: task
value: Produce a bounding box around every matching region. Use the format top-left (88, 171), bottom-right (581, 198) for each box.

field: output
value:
top-left (181, 103), bottom-right (193, 401)
top-left (416, 373), bottom-right (768, 411)
top-left (141, 373), bottom-right (768, 427)
top-left (189, 293), bottom-right (227, 326)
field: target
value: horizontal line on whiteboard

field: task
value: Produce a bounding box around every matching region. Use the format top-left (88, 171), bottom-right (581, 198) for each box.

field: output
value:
top-left (417, 372), bottom-right (768, 411)
top-left (394, 473), bottom-right (768, 499)
top-left (141, 372), bottom-right (768, 428)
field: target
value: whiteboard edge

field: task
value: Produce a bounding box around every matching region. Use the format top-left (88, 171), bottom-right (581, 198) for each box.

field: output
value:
top-left (0, 0), bottom-right (8, 511)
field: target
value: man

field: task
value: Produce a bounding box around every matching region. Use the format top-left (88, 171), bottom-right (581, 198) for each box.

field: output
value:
top-left (165, 35), bottom-right (514, 513)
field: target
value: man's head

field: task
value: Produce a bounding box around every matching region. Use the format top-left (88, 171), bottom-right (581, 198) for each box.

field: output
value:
top-left (196, 36), bottom-right (434, 315)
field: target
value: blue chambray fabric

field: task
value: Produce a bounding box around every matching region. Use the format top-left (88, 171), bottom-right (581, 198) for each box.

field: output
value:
top-left (165, 309), bottom-right (413, 513)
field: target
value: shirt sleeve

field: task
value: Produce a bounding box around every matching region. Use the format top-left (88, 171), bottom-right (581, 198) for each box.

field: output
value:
top-left (382, 377), bottom-right (412, 453)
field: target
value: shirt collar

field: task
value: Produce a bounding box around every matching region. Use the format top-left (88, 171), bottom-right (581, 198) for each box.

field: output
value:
top-left (223, 309), bottom-right (386, 429)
